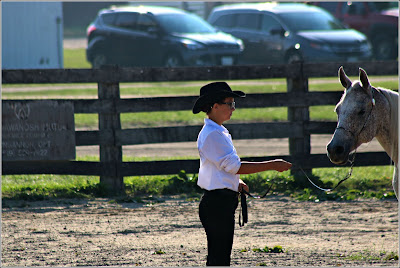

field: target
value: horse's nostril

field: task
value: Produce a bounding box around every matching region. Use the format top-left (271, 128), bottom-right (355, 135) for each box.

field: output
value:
top-left (334, 146), bottom-right (344, 155)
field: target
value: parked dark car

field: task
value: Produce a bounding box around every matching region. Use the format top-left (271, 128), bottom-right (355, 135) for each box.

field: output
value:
top-left (308, 2), bottom-right (398, 60)
top-left (86, 5), bottom-right (244, 68)
top-left (207, 2), bottom-right (372, 64)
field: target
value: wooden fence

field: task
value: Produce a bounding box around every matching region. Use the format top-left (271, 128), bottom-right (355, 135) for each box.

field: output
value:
top-left (2, 61), bottom-right (398, 194)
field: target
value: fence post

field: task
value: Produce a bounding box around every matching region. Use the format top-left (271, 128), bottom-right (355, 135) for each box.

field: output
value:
top-left (287, 63), bottom-right (311, 185)
top-left (98, 82), bottom-right (124, 194)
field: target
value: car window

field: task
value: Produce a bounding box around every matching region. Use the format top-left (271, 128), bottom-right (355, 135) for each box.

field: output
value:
top-left (261, 14), bottom-right (282, 33)
top-left (101, 13), bottom-right (116, 26)
top-left (213, 14), bottom-right (235, 28)
top-left (137, 14), bottom-right (158, 32)
top-left (114, 12), bottom-right (138, 30)
top-left (279, 11), bottom-right (344, 31)
top-left (235, 13), bottom-right (260, 30)
top-left (157, 13), bottom-right (216, 34)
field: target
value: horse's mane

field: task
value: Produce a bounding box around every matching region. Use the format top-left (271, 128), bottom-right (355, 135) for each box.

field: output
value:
top-left (377, 87), bottom-right (398, 163)
top-left (378, 87), bottom-right (398, 128)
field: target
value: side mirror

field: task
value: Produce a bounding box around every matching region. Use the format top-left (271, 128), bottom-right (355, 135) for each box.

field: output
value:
top-left (270, 27), bottom-right (285, 36)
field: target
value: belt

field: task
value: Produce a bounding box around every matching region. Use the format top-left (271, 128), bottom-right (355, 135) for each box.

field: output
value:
top-left (203, 188), bottom-right (238, 197)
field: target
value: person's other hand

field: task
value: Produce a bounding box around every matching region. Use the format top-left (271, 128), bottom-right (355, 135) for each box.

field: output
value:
top-left (238, 179), bottom-right (249, 193)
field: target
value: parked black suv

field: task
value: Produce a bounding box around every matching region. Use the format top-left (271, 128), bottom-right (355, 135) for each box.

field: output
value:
top-left (86, 5), bottom-right (244, 68)
top-left (208, 2), bottom-right (372, 64)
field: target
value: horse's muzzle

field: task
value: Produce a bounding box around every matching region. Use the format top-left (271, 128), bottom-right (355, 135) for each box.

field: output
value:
top-left (327, 142), bottom-right (351, 165)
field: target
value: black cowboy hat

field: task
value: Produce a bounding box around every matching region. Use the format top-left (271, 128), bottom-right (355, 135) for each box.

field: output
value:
top-left (192, 82), bottom-right (245, 114)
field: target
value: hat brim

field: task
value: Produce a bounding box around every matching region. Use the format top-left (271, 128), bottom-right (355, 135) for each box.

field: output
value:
top-left (192, 90), bottom-right (245, 114)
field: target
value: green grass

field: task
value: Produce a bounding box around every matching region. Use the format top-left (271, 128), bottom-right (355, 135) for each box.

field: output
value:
top-left (64, 48), bottom-right (91, 69)
top-left (291, 166), bottom-right (396, 201)
top-left (1, 174), bottom-right (101, 200)
top-left (2, 165), bottom-right (396, 201)
top-left (252, 245), bottom-right (284, 253)
top-left (118, 107), bottom-right (289, 129)
top-left (341, 249), bottom-right (399, 262)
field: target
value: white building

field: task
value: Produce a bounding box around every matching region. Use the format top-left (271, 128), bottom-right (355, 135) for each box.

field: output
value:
top-left (2, 2), bottom-right (63, 69)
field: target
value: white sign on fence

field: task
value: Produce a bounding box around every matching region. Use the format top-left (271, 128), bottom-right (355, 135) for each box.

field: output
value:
top-left (2, 100), bottom-right (76, 161)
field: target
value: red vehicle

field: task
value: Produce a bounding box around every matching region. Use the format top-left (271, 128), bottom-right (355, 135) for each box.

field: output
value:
top-left (309, 2), bottom-right (398, 60)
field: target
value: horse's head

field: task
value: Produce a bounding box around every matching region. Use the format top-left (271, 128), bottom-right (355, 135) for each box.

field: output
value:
top-left (327, 67), bottom-right (379, 165)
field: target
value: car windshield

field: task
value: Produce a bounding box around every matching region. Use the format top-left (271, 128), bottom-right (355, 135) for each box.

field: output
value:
top-left (279, 11), bottom-right (345, 32)
top-left (157, 13), bottom-right (216, 34)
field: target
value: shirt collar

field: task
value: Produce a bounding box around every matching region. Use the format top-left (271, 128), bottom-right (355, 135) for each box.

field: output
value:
top-left (204, 118), bottom-right (228, 133)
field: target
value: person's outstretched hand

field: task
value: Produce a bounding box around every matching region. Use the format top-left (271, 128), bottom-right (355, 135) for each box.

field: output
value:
top-left (274, 159), bottom-right (292, 172)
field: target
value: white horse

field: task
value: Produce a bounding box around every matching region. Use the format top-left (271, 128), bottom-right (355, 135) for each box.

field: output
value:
top-left (327, 67), bottom-right (398, 199)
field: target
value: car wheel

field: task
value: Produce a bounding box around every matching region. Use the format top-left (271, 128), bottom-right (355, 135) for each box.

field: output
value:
top-left (164, 53), bottom-right (183, 67)
top-left (92, 53), bottom-right (107, 69)
top-left (287, 52), bottom-right (302, 64)
top-left (372, 36), bottom-right (396, 60)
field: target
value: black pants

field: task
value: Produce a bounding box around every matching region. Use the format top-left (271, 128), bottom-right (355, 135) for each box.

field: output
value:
top-left (199, 189), bottom-right (239, 266)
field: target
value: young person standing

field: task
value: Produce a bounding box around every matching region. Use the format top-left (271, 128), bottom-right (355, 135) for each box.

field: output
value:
top-left (192, 81), bottom-right (292, 266)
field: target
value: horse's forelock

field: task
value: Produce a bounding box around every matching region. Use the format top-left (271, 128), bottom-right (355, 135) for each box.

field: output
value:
top-left (346, 80), bottom-right (362, 92)
top-left (347, 80), bottom-right (372, 96)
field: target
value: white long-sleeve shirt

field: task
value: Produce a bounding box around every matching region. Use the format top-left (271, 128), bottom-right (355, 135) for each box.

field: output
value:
top-left (197, 118), bottom-right (241, 191)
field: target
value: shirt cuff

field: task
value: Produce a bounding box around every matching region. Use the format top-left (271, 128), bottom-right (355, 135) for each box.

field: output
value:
top-left (220, 152), bottom-right (241, 174)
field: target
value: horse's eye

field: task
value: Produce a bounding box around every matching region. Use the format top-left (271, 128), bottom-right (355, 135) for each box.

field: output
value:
top-left (358, 109), bottom-right (366, 116)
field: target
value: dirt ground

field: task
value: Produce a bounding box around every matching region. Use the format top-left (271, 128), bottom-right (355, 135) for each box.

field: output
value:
top-left (2, 137), bottom-right (398, 267)
top-left (1, 195), bottom-right (398, 267)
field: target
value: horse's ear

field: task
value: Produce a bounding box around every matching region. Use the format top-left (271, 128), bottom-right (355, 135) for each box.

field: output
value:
top-left (359, 68), bottom-right (370, 90)
top-left (339, 66), bottom-right (352, 89)
top-left (359, 67), bottom-right (375, 105)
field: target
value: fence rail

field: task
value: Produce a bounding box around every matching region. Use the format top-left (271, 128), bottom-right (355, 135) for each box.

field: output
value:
top-left (2, 61), bottom-right (397, 194)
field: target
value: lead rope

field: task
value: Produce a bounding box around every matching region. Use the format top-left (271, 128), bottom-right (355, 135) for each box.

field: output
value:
top-left (302, 150), bottom-right (357, 192)
top-left (241, 183), bottom-right (274, 199)
top-left (238, 192), bottom-right (247, 227)
top-left (239, 183), bottom-right (274, 227)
